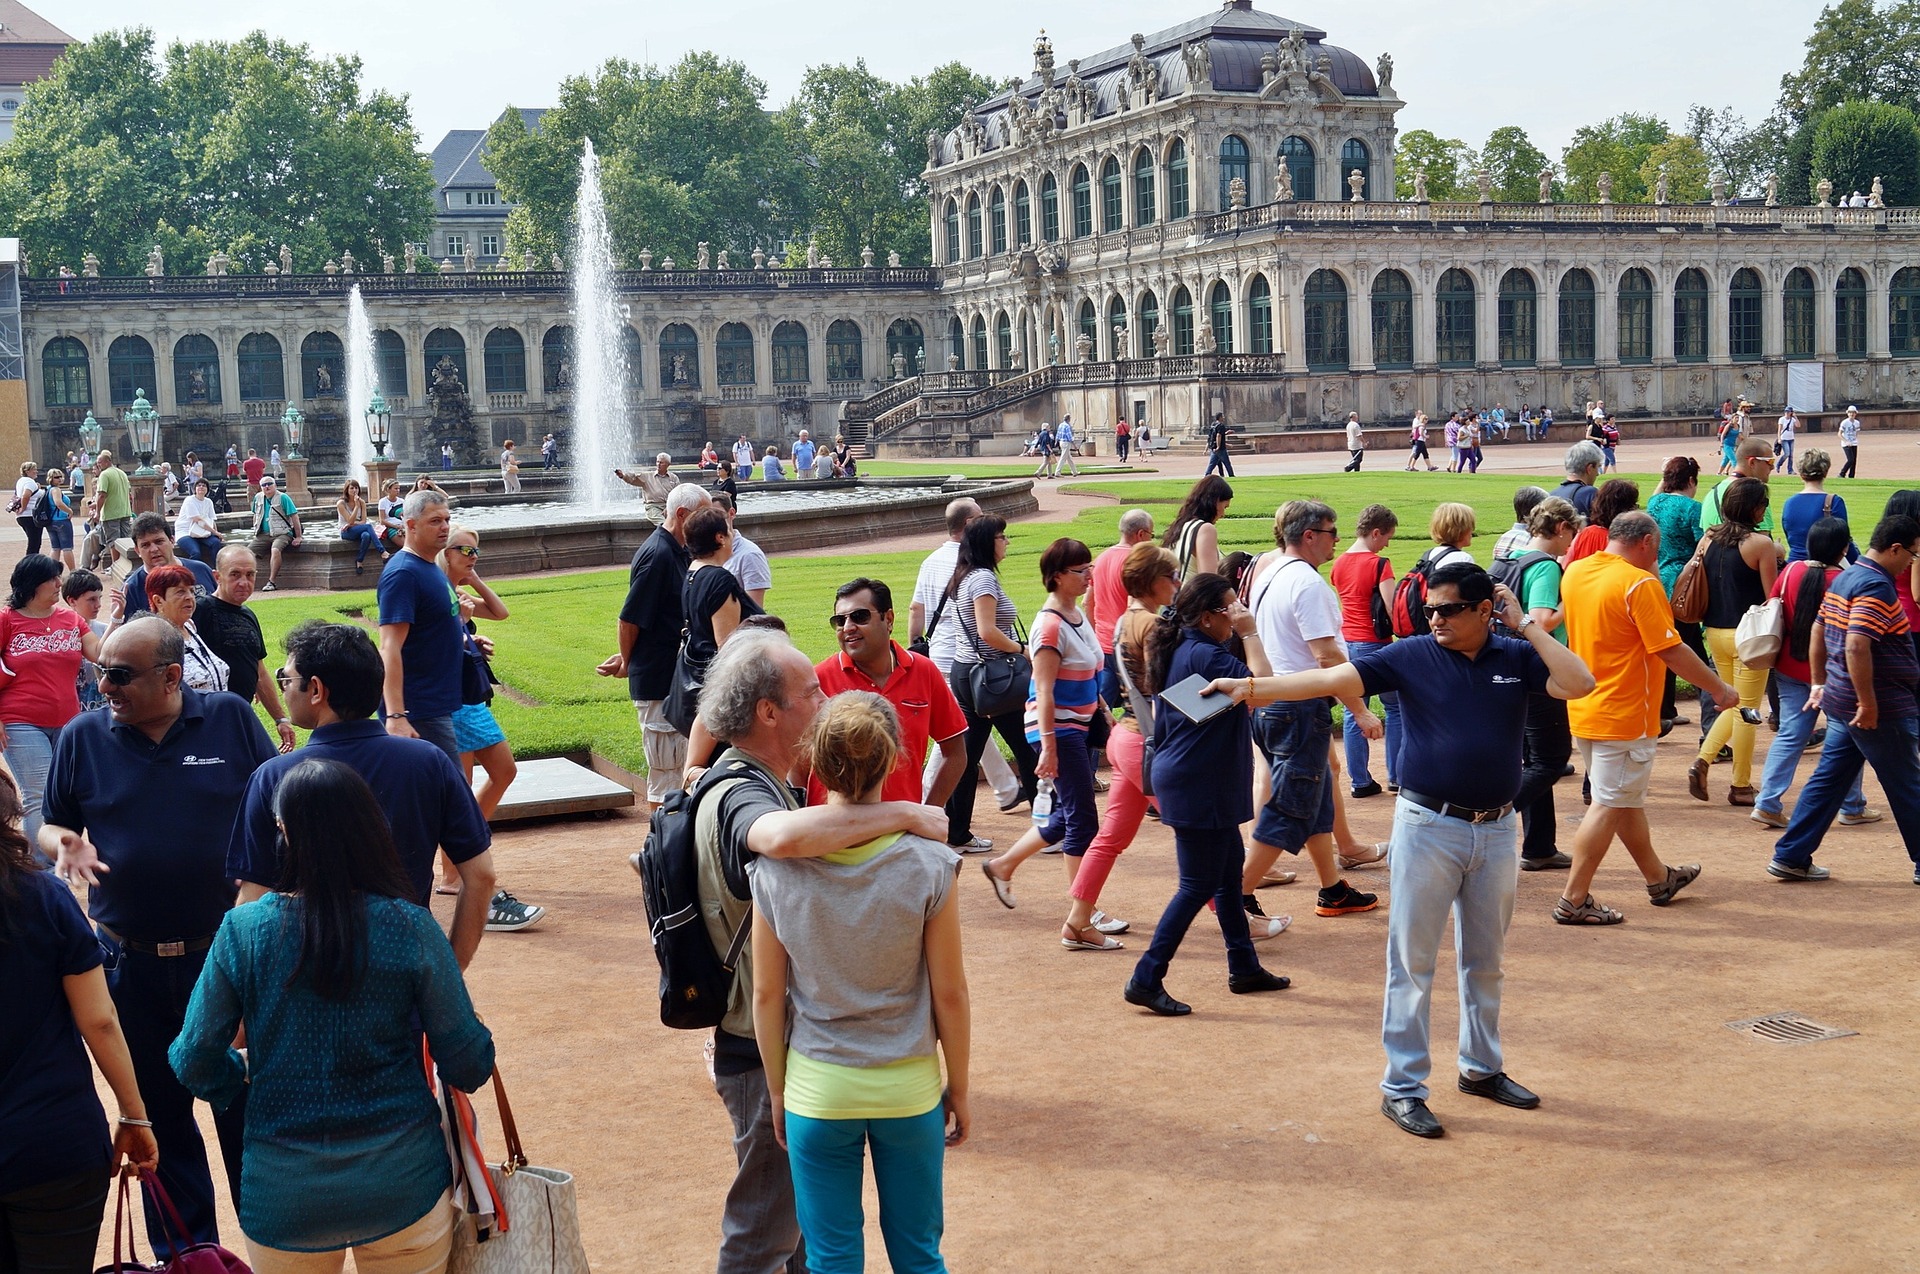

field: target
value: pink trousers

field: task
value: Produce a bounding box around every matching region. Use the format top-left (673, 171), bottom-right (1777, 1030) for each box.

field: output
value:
top-left (1072, 724), bottom-right (1152, 904)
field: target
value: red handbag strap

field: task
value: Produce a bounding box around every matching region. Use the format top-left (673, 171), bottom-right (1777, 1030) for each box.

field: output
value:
top-left (113, 1170), bottom-right (138, 1273)
top-left (138, 1168), bottom-right (195, 1262)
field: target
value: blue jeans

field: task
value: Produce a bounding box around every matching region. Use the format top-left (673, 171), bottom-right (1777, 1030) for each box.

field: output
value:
top-left (1032, 727), bottom-right (1096, 855)
top-left (1251, 699), bottom-right (1335, 851)
top-left (1772, 714), bottom-right (1920, 870)
top-left (3, 722), bottom-right (60, 853)
top-left (1342, 641), bottom-right (1400, 788)
top-left (714, 1066), bottom-right (806, 1274)
top-left (339, 521), bottom-right (379, 564)
top-left (1756, 674), bottom-right (1864, 818)
top-left (1130, 824), bottom-right (1261, 989)
top-left (1382, 799), bottom-right (1517, 1101)
top-left (785, 1105), bottom-right (946, 1274)
top-left (174, 534), bottom-right (223, 565)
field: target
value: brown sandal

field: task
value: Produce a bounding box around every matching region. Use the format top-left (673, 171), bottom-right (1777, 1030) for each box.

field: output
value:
top-left (1552, 894), bottom-right (1624, 925)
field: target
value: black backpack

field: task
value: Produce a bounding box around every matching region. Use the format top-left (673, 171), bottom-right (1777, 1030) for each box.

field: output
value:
top-left (1487, 550), bottom-right (1557, 637)
top-left (26, 485), bottom-right (52, 528)
top-left (632, 758), bottom-right (777, 1031)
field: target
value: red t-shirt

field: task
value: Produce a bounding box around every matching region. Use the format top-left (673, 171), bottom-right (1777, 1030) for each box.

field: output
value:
top-left (242, 456), bottom-right (266, 484)
top-left (1329, 549), bottom-right (1394, 644)
top-left (1565, 524), bottom-right (1609, 565)
top-left (1774, 559), bottom-right (1841, 684)
top-left (0, 607), bottom-right (86, 727)
top-left (808, 643), bottom-right (967, 806)
top-left (1089, 543), bottom-right (1132, 654)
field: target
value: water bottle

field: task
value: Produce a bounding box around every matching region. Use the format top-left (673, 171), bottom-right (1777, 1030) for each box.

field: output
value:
top-left (1031, 779), bottom-right (1055, 825)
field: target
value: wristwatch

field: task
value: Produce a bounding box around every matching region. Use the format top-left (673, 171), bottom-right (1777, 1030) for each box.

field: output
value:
top-left (1516, 614), bottom-right (1536, 632)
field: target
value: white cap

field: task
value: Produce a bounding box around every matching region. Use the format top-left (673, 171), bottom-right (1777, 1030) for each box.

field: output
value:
top-left (1847, 404), bottom-right (1859, 412)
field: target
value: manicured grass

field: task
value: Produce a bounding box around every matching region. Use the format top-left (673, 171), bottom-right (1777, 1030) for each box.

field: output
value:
top-left (856, 459), bottom-right (1144, 479)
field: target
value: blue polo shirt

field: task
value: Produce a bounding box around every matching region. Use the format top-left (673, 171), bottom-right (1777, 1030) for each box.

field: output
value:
top-left (377, 549), bottom-right (463, 719)
top-left (1149, 629), bottom-right (1254, 829)
top-left (1354, 634), bottom-right (1550, 809)
top-left (123, 558), bottom-right (217, 618)
top-left (227, 718), bottom-right (491, 904)
top-left (42, 687), bottom-right (278, 942)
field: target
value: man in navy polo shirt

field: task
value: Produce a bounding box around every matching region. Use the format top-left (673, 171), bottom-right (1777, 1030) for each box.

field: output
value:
top-left (118, 512), bottom-right (216, 621)
top-left (377, 487), bottom-right (464, 756)
top-left (40, 616), bottom-right (278, 1249)
top-left (1218, 563), bottom-right (1595, 1139)
top-left (229, 620), bottom-right (502, 964)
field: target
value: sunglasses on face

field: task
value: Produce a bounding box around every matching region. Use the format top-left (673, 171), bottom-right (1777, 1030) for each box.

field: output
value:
top-left (99, 662), bottom-right (169, 686)
top-left (828, 607), bottom-right (878, 629)
top-left (273, 667), bottom-right (306, 692)
top-left (450, 545), bottom-right (480, 558)
top-left (1423, 601), bottom-right (1477, 620)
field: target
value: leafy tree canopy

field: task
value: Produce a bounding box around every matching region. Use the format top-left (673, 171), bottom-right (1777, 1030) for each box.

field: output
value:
top-left (1809, 98), bottom-right (1920, 203)
top-left (1481, 126), bottom-right (1552, 203)
top-left (1392, 129), bottom-right (1475, 200)
top-left (1561, 113), bottom-right (1670, 203)
top-left (1639, 136), bottom-right (1712, 203)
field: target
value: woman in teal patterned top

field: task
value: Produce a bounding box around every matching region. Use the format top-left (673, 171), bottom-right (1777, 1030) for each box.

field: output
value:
top-left (1645, 455), bottom-right (1711, 729)
top-left (171, 758), bottom-right (494, 1269)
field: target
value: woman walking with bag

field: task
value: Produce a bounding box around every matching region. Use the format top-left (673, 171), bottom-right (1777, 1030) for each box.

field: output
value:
top-left (1162, 475), bottom-right (1232, 579)
top-left (752, 693), bottom-right (970, 1274)
top-left (171, 758), bottom-right (495, 1274)
top-left (941, 515), bottom-right (1039, 849)
top-left (1687, 478), bottom-right (1776, 806)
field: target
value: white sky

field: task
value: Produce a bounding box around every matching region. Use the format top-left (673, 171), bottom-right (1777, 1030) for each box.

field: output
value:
top-left (68, 0), bottom-right (1820, 161)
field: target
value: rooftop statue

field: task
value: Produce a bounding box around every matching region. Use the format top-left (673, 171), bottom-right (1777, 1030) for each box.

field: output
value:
top-left (1376, 51), bottom-right (1394, 92)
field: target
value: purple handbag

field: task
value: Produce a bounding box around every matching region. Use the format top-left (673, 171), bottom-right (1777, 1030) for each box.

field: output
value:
top-left (95, 1169), bottom-right (251, 1274)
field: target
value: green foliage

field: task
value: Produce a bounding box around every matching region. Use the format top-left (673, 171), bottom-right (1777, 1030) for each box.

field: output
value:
top-left (1481, 126), bottom-right (1552, 203)
top-left (1777, 0), bottom-right (1920, 122)
top-left (1392, 129), bottom-right (1474, 200)
top-left (1685, 104), bottom-right (1764, 198)
top-left (1809, 99), bottom-right (1920, 204)
top-left (1639, 136), bottom-right (1712, 203)
top-left (0, 29), bottom-right (432, 276)
top-left (1561, 113), bottom-right (1670, 203)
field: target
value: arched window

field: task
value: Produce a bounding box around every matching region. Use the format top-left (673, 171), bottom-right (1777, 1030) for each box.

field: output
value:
top-left (1077, 300), bottom-right (1098, 359)
top-left (1784, 268), bottom-right (1816, 360)
top-left (1101, 157), bottom-right (1123, 232)
top-left (886, 319), bottom-right (925, 377)
top-left (1617, 269), bottom-right (1653, 363)
top-left (716, 322), bottom-right (755, 386)
top-left (1133, 149), bottom-right (1156, 227)
top-left (237, 333), bottom-right (285, 402)
top-left (1172, 286), bottom-right (1195, 357)
top-left (422, 328), bottom-right (467, 388)
top-left (1139, 291), bottom-right (1161, 357)
top-left (1436, 269), bottom-right (1477, 367)
top-left (1340, 139), bottom-right (1370, 201)
top-left (299, 332), bottom-right (344, 400)
top-left (827, 319), bottom-right (863, 381)
top-left (1166, 138), bottom-right (1190, 220)
top-left (1729, 267), bottom-right (1763, 361)
top-left (1070, 164), bottom-right (1092, 238)
top-left (1497, 270), bottom-right (1537, 366)
top-left (375, 330), bottom-right (408, 396)
top-left (1041, 173), bottom-right (1060, 241)
top-left (42, 336), bottom-right (89, 408)
top-left (1303, 270), bottom-right (1347, 369)
top-left (541, 326), bottom-right (572, 393)
top-left (943, 199), bottom-right (960, 264)
top-left (1279, 136), bottom-right (1315, 201)
top-left (964, 193), bottom-right (983, 258)
top-left (1893, 268), bottom-right (1920, 356)
top-left (1674, 268), bottom-right (1709, 362)
top-left (659, 323), bottom-right (699, 387)
top-left (1107, 296), bottom-right (1128, 360)
top-left (1558, 269), bottom-right (1596, 365)
top-left (173, 334), bottom-right (220, 406)
top-left (107, 335), bottom-right (155, 406)
top-left (989, 186), bottom-right (1008, 255)
top-left (994, 312), bottom-right (1013, 368)
top-left (947, 317), bottom-right (965, 368)
top-left (1371, 270), bottom-right (1414, 368)
top-left (1209, 282), bottom-right (1234, 354)
top-left (1218, 135), bottom-right (1250, 209)
top-left (1247, 276), bottom-right (1273, 355)
top-left (1013, 181), bottom-right (1031, 247)
top-left (482, 328), bottom-right (526, 394)
top-left (1836, 268), bottom-right (1868, 359)
top-left (772, 322), bottom-right (810, 384)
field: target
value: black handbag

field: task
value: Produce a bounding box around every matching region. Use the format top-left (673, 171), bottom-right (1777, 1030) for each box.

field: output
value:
top-left (460, 632), bottom-right (495, 706)
top-left (910, 585), bottom-right (954, 659)
top-left (662, 643), bottom-right (706, 737)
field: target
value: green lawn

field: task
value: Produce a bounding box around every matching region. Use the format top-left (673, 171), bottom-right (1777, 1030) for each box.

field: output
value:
top-left (855, 459), bottom-right (1144, 479)
top-left (247, 467), bottom-right (1914, 774)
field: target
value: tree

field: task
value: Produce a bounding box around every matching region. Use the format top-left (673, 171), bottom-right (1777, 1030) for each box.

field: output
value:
top-left (1561, 113), bottom-right (1670, 202)
top-left (1638, 136), bottom-right (1711, 203)
top-left (1391, 129), bottom-right (1474, 200)
top-left (1686, 104), bottom-right (1764, 198)
top-left (1810, 99), bottom-right (1920, 204)
top-left (1481, 126), bottom-right (1552, 202)
top-left (0, 29), bottom-right (432, 275)
top-left (1776, 0), bottom-right (1920, 122)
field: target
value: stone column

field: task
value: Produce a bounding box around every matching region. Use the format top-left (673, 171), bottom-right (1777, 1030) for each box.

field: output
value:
top-left (1411, 276), bottom-right (1436, 367)
top-left (217, 326), bottom-right (242, 424)
top-left (1348, 284), bottom-right (1374, 371)
top-left (1763, 270), bottom-right (1785, 361)
top-left (1868, 270), bottom-right (1892, 359)
top-left (281, 455), bottom-right (312, 507)
top-left (362, 456), bottom-right (399, 500)
top-left (1653, 276), bottom-right (1675, 363)
top-left (1816, 269), bottom-right (1838, 358)
top-left (1595, 275), bottom-right (1619, 368)
top-left (1708, 271), bottom-right (1731, 363)
top-left (1539, 277), bottom-right (1562, 369)
top-left (1475, 270), bottom-right (1499, 368)
top-left (153, 327), bottom-right (177, 417)
top-left (1283, 280), bottom-right (1308, 374)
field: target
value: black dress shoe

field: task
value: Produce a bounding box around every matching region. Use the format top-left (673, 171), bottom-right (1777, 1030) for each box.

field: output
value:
top-left (1457, 1071), bottom-right (1541, 1109)
top-left (1228, 968), bottom-right (1292, 995)
top-left (1123, 980), bottom-right (1191, 1016)
top-left (1381, 1096), bottom-right (1444, 1138)
top-left (1350, 780), bottom-right (1383, 799)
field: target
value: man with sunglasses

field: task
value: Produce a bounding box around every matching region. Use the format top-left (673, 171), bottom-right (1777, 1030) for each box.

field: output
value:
top-left (809, 577), bottom-right (967, 807)
top-left (39, 616), bottom-right (279, 1250)
top-left (1700, 437), bottom-right (1778, 533)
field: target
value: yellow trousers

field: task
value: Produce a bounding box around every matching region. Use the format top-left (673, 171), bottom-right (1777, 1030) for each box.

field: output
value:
top-left (1697, 625), bottom-right (1769, 788)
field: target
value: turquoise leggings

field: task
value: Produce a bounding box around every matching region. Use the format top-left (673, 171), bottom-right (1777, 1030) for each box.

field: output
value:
top-left (785, 1105), bottom-right (947, 1273)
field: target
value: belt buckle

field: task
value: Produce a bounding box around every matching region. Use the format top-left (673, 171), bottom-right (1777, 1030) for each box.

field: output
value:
top-left (156, 940), bottom-right (186, 957)
top-left (1470, 809), bottom-right (1498, 825)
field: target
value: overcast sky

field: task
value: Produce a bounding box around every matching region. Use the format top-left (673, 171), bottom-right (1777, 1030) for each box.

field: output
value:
top-left (69, 0), bottom-right (1821, 161)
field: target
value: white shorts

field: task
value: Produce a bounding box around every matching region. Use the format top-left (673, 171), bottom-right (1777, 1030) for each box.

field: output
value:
top-left (1576, 737), bottom-right (1657, 809)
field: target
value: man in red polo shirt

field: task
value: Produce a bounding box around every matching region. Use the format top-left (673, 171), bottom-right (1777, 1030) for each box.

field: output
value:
top-left (810, 576), bottom-right (968, 807)
top-left (1086, 508), bottom-right (1155, 708)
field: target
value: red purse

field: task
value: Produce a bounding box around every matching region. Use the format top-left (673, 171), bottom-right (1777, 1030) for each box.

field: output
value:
top-left (94, 1168), bottom-right (251, 1274)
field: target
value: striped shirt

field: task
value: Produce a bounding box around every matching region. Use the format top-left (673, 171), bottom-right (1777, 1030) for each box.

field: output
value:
top-left (1024, 607), bottom-right (1102, 740)
top-left (1818, 556), bottom-right (1918, 721)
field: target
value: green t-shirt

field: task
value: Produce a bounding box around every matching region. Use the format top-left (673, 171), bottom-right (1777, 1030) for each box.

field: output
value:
top-left (1516, 553), bottom-right (1567, 644)
top-left (95, 466), bottom-right (130, 520)
top-left (1699, 477), bottom-right (1775, 534)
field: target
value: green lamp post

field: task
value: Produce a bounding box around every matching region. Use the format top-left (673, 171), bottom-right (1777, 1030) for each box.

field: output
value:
top-left (77, 410), bottom-right (101, 455)
top-left (364, 388), bottom-right (391, 457)
top-left (124, 388), bottom-right (160, 476)
top-left (280, 404), bottom-right (306, 461)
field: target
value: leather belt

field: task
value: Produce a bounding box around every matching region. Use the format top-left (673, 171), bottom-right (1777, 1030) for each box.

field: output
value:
top-left (1398, 788), bottom-right (1513, 825)
top-left (98, 923), bottom-right (215, 958)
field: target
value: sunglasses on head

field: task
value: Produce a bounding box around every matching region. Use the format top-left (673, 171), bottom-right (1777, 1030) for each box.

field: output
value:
top-left (828, 607), bottom-right (878, 629)
top-left (99, 662), bottom-right (170, 686)
top-left (1422, 601), bottom-right (1477, 620)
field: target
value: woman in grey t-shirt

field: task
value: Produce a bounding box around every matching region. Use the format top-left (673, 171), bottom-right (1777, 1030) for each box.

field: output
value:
top-left (751, 692), bottom-right (969, 1273)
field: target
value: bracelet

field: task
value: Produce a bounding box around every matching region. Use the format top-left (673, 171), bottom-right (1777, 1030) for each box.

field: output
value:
top-left (1246, 675), bottom-right (1254, 699)
top-left (118, 1117), bottom-right (153, 1128)
top-left (276, 717), bottom-right (292, 725)
top-left (387, 710), bottom-right (410, 719)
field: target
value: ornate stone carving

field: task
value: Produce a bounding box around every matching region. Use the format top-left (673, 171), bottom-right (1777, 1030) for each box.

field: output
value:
top-left (280, 243), bottom-right (293, 275)
top-left (1387, 378), bottom-right (1410, 409)
top-left (1477, 169), bottom-right (1493, 202)
top-left (1114, 75), bottom-right (1131, 112)
top-left (718, 249), bottom-right (731, 270)
top-left (861, 245), bottom-right (875, 268)
top-left (1450, 377), bottom-right (1473, 409)
top-left (1278, 29), bottom-right (1308, 75)
top-left (384, 250), bottom-right (398, 274)
top-left (696, 242), bottom-right (710, 270)
top-left (1033, 29), bottom-right (1054, 86)
top-left (1765, 173), bottom-right (1779, 207)
top-left (1375, 52), bottom-right (1394, 93)
top-left (888, 249), bottom-right (901, 268)
top-left (1597, 171), bottom-right (1613, 204)
top-left (1570, 375), bottom-right (1595, 410)
top-left (550, 253), bottom-right (563, 272)
top-left (1259, 47), bottom-right (1279, 89)
top-left (463, 244), bottom-right (476, 272)
top-left (1074, 332), bottom-right (1092, 362)
top-left (1631, 370), bottom-right (1652, 406)
top-left (1153, 323), bottom-right (1172, 357)
top-left (806, 237), bottom-right (821, 269)
top-left (1687, 368), bottom-right (1712, 409)
top-left (752, 246), bottom-right (767, 270)
top-left (205, 250), bottom-right (228, 277)
top-left (1870, 176), bottom-right (1886, 208)
top-left (1195, 322), bottom-right (1216, 355)
top-left (1410, 169), bottom-right (1427, 202)
top-left (146, 245), bottom-right (164, 277)
top-left (1348, 169), bottom-right (1366, 202)
top-left (1817, 178), bottom-right (1834, 208)
top-left (82, 252), bottom-right (99, 277)
top-left (926, 129), bottom-right (941, 169)
top-left (1539, 170), bottom-right (1554, 204)
top-left (1319, 383), bottom-right (1344, 422)
top-left (891, 350), bottom-right (908, 380)
top-left (1229, 176), bottom-right (1247, 210)
top-left (1711, 171), bottom-right (1729, 206)
top-left (1183, 39), bottom-right (1212, 91)
top-left (1275, 163), bottom-right (1294, 203)
top-left (1654, 167), bottom-right (1669, 205)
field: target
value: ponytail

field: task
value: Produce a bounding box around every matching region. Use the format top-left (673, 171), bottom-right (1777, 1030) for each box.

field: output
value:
top-left (1145, 572), bottom-right (1238, 694)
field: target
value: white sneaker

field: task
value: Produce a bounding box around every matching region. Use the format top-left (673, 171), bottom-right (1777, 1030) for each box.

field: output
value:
top-left (1839, 808), bottom-right (1884, 825)
top-left (959, 835), bottom-right (994, 853)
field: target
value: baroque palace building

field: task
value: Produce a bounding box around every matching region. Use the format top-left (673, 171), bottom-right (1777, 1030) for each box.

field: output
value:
top-left (12, 0), bottom-right (1920, 470)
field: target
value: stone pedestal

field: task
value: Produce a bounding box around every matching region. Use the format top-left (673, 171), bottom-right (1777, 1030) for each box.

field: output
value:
top-left (362, 456), bottom-right (399, 502)
top-left (129, 471), bottom-right (163, 516)
top-left (281, 456), bottom-right (312, 507)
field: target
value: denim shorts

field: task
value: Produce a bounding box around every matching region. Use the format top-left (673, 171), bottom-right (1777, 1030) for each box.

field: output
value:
top-left (1251, 698), bottom-right (1336, 850)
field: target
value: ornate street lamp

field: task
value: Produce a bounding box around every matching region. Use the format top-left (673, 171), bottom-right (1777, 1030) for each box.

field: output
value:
top-left (123, 389), bottom-right (160, 476)
top-left (364, 388), bottom-right (391, 458)
top-left (280, 404), bottom-right (305, 460)
top-left (77, 410), bottom-right (101, 454)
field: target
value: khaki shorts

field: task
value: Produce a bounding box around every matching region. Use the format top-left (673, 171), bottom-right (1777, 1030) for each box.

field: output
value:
top-left (1576, 736), bottom-right (1657, 809)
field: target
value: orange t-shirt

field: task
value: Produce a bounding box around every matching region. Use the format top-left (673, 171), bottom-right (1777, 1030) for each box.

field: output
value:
top-left (1561, 550), bottom-right (1682, 742)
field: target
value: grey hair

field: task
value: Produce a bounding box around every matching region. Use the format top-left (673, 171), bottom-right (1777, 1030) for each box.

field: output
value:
top-left (1608, 509), bottom-right (1659, 547)
top-left (1280, 498), bottom-right (1337, 547)
top-left (1119, 508), bottom-right (1153, 538)
top-left (656, 452), bottom-right (671, 464)
top-left (944, 497), bottom-right (980, 535)
top-left (403, 487), bottom-right (450, 520)
top-left (664, 482), bottom-right (711, 520)
top-left (699, 630), bottom-right (796, 742)
top-left (1563, 441), bottom-right (1604, 478)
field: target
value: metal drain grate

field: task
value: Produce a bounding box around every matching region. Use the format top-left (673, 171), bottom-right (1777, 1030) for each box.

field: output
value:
top-left (1725, 1011), bottom-right (1858, 1045)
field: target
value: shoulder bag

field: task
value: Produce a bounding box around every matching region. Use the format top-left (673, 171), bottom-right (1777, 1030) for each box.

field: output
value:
top-left (1113, 621), bottom-right (1157, 797)
top-left (96, 1169), bottom-right (250, 1274)
top-left (443, 1063), bottom-right (590, 1274)
top-left (955, 575), bottom-right (1031, 719)
top-left (663, 565), bottom-right (733, 736)
top-left (1669, 535), bottom-right (1713, 625)
top-left (910, 582), bottom-right (953, 659)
